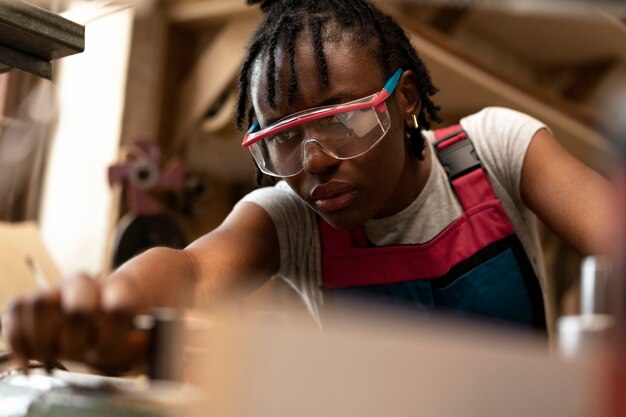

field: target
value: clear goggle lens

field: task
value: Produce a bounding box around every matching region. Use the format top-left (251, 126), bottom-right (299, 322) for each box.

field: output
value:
top-left (248, 101), bottom-right (391, 177)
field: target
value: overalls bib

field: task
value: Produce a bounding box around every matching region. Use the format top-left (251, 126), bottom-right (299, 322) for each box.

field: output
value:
top-left (319, 125), bottom-right (546, 330)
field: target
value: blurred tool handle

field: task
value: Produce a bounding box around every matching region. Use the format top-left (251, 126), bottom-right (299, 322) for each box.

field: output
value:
top-left (602, 82), bottom-right (626, 417)
top-left (135, 309), bottom-right (185, 382)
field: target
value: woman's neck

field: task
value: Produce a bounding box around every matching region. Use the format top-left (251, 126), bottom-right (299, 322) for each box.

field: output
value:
top-left (374, 144), bottom-right (432, 219)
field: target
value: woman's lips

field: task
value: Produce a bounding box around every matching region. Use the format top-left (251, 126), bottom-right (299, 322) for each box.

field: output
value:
top-left (310, 182), bottom-right (358, 212)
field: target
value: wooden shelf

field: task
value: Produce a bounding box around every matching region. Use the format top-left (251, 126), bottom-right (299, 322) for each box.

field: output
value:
top-left (0, 0), bottom-right (85, 79)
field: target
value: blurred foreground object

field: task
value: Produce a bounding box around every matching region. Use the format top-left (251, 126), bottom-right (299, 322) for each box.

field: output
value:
top-left (0, 305), bottom-right (605, 416)
top-left (0, 368), bottom-right (195, 417)
top-left (0, 0), bottom-right (85, 79)
top-left (557, 256), bottom-right (616, 359)
top-left (557, 314), bottom-right (615, 360)
top-left (601, 79), bottom-right (626, 417)
top-left (189, 305), bottom-right (599, 417)
top-left (582, 257), bottom-right (614, 316)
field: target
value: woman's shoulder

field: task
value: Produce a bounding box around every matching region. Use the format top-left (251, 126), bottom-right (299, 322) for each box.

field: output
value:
top-left (460, 106), bottom-right (547, 130)
top-left (423, 107), bottom-right (546, 144)
top-left (460, 107), bottom-right (549, 207)
top-left (458, 107), bottom-right (549, 155)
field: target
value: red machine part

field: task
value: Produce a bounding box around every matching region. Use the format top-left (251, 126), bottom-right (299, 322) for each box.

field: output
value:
top-left (108, 139), bottom-right (184, 216)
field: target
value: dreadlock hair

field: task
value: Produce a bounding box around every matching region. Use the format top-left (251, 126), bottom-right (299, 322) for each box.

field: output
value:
top-left (237, 0), bottom-right (443, 186)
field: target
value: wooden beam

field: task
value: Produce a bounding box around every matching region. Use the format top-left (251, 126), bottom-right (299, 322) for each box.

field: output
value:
top-left (563, 58), bottom-right (617, 101)
top-left (171, 15), bottom-right (259, 151)
top-left (429, 6), bottom-right (469, 33)
top-left (0, 0), bottom-right (84, 78)
top-left (382, 0), bottom-right (626, 19)
top-left (163, 0), bottom-right (259, 26)
top-left (0, 44), bottom-right (51, 79)
top-left (121, 9), bottom-right (169, 144)
top-left (377, 3), bottom-right (613, 170)
top-left (535, 58), bottom-right (620, 103)
top-left (385, 5), bottom-right (601, 124)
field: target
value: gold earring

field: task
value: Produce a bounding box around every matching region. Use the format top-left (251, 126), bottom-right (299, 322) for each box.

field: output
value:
top-left (412, 114), bottom-right (419, 129)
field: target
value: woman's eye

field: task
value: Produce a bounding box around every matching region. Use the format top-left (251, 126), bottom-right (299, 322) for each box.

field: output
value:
top-left (335, 111), bottom-right (355, 123)
top-left (325, 114), bottom-right (353, 133)
top-left (271, 130), bottom-right (300, 144)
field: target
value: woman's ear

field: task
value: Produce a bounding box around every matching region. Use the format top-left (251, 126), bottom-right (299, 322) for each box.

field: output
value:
top-left (395, 70), bottom-right (421, 126)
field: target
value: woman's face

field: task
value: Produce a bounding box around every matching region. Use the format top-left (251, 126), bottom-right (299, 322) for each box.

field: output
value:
top-left (250, 37), bottom-right (424, 230)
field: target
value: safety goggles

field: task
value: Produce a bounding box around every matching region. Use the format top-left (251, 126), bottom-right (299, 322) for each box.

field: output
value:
top-left (242, 69), bottom-right (404, 178)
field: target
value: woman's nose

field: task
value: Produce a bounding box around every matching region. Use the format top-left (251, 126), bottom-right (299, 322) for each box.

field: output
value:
top-left (301, 139), bottom-right (340, 174)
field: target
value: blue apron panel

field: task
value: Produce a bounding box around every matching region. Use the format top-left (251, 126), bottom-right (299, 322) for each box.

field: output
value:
top-left (432, 248), bottom-right (533, 324)
top-left (326, 240), bottom-right (544, 329)
top-left (330, 279), bottom-right (435, 316)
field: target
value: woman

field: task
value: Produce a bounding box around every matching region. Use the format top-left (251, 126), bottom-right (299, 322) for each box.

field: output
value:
top-left (2, 0), bottom-right (614, 374)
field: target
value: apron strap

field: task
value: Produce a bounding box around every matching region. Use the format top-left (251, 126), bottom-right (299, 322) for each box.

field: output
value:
top-left (434, 124), bottom-right (499, 212)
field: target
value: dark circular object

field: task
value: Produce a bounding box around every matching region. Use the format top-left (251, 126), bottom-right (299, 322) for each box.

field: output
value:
top-left (112, 213), bottom-right (187, 268)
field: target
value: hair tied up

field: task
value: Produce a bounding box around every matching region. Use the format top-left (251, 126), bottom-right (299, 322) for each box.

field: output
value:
top-left (245, 0), bottom-right (280, 13)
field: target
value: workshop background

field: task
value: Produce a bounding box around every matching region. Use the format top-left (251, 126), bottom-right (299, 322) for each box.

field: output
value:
top-left (0, 0), bottom-right (625, 331)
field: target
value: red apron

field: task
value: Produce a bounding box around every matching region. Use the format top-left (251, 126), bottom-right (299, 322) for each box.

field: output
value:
top-left (319, 125), bottom-right (546, 330)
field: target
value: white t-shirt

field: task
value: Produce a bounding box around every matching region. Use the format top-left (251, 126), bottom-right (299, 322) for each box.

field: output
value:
top-left (238, 107), bottom-right (549, 324)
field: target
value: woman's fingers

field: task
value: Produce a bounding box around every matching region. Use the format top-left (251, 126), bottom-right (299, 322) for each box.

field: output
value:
top-left (90, 279), bottom-right (149, 374)
top-left (2, 273), bottom-right (150, 374)
top-left (22, 291), bottom-right (62, 369)
top-left (90, 310), bottom-right (146, 374)
top-left (3, 299), bottom-right (31, 370)
top-left (58, 274), bottom-right (101, 362)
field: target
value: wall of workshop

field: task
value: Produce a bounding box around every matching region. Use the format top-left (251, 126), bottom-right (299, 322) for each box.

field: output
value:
top-left (39, 7), bottom-right (135, 277)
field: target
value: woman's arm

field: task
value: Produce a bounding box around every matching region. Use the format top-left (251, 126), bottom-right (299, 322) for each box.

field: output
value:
top-left (520, 128), bottom-right (616, 255)
top-left (105, 201), bottom-right (280, 309)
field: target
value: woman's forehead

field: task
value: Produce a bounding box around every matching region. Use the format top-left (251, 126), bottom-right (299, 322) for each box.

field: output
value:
top-left (250, 38), bottom-right (385, 123)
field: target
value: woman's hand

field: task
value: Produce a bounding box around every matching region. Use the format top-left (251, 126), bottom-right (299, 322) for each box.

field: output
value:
top-left (2, 273), bottom-right (149, 375)
top-left (1, 202), bottom-right (280, 375)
